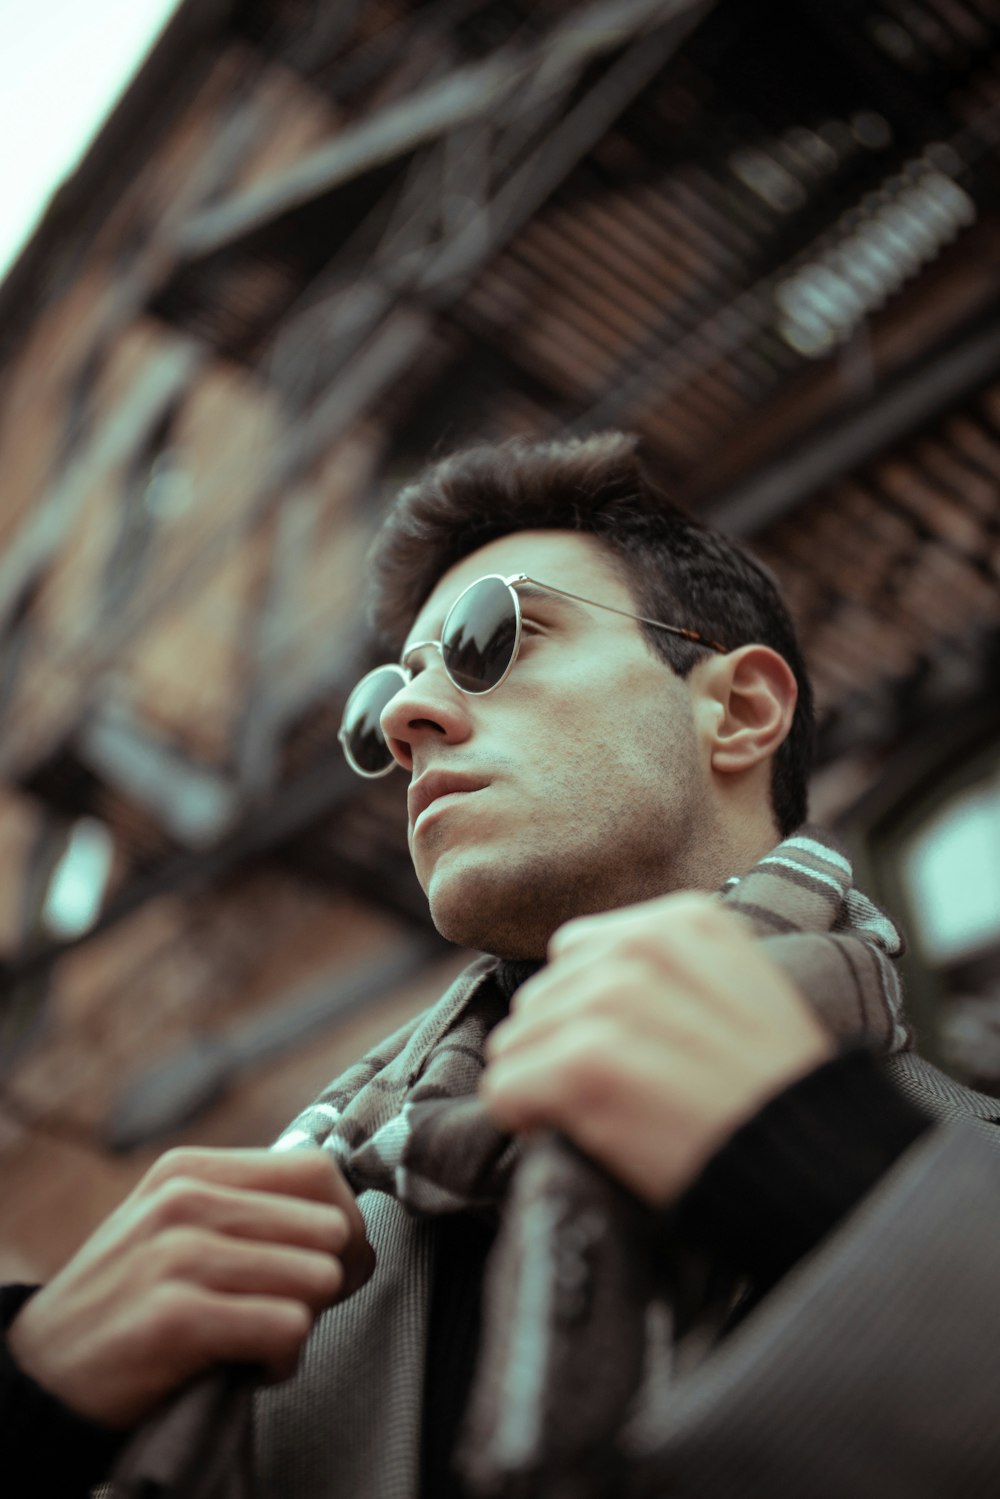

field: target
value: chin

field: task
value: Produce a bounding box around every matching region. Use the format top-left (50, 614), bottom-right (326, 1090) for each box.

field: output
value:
top-left (425, 865), bottom-right (548, 959)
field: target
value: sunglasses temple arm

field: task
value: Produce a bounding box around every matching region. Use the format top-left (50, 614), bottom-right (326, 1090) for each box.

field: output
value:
top-left (516, 577), bottom-right (726, 654)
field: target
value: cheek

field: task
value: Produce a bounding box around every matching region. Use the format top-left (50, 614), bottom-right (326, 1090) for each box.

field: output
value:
top-left (593, 688), bottom-right (700, 804)
top-left (536, 710), bottom-right (651, 820)
top-left (560, 670), bottom-right (675, 758)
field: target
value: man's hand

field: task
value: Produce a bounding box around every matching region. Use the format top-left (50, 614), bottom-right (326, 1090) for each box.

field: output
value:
top-left (482, 893), bottom-right (834, 1206)
top-left (6, 1146), bottom-right (374, 1429)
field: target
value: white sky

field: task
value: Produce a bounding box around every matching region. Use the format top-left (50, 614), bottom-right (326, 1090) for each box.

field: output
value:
top-left (0, 0), bottom-right (181, 284)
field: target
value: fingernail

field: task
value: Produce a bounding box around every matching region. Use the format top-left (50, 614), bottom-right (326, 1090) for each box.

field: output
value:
top-left (328, 1207), bottom-right (349, 1245)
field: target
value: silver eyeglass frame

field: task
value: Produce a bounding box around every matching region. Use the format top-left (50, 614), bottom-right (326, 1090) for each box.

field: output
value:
top-left (338, 571), bottom-right (728, 778)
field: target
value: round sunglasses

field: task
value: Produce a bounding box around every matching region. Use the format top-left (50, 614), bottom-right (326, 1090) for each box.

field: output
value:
top-left (338, 572), bottom-right (728, 778)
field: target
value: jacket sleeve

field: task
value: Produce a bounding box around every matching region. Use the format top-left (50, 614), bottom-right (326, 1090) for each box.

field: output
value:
top-left (673, 1045), bottom-right (933, 1295)
top-left (644, 1116), bottom-right (1000, 1498)
top-left (0, 1284), bottom-right (127, 1498)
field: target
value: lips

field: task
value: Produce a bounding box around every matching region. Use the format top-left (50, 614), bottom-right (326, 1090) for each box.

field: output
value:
top-left (407, 771), bottom-right (487, 827)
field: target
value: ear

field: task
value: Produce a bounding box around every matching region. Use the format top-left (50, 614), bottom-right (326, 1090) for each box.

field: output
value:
top-left (696, 645), bottom-right (798, 776)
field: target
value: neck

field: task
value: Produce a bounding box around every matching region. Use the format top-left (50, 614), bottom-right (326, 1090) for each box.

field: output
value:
top-left (666, 802), bottom-right (783, 895)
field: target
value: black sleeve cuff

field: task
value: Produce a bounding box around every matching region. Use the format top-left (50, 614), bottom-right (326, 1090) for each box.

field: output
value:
top-left (1, 1284), bottom-right (128, 1498)
top-left (673, 1046), bottom-right (934, 1292)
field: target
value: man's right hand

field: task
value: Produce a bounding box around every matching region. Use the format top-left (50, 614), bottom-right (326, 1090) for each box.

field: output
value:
top-left (5, 1146), bottom-right (374, 1429)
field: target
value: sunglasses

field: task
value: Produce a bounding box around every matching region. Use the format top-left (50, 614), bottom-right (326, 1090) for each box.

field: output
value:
top-left (338, 572), bottom-right (728, 778)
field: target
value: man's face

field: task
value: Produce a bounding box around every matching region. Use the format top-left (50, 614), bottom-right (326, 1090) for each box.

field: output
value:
top-left (379, 530), bottom-right (720, 957)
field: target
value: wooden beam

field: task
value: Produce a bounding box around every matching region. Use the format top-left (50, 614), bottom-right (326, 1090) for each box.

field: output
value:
top-left (0, 338), bottom-right (202, 641)
top-left (705, 315), bottom-right (1000, 538)
top-left (176, 51), bottom-right (536, 262)
top-left (175, 0), bottom-right (713, 264)
top-left (79, 702), bottom-right (240, 847)
top-left (232, 491), bottom-right (323, 798)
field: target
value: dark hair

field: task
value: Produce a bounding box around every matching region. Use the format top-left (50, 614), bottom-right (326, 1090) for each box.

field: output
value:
top-left (369, 432), bottom-right (814, 834)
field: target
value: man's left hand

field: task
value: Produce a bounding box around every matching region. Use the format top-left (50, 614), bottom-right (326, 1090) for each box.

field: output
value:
top-left (481, 893), bottom-right (834, 1207)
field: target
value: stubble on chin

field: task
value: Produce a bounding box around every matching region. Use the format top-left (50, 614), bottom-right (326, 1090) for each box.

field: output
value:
top-left (426, 820), bottom-right (723, 954)
top-left (426, 875), bottom-right (549, 959)
top-left (421, 849), bottom-right (564, 958)
top-left (423, 845), bottom-right (640, 959)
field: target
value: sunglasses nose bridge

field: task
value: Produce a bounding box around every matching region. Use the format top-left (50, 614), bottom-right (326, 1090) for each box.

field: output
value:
top-left (399, 637), bottom-right (445, 674)
top-left (390, 640), bottom-right (458, 713)
top-left (379, 647), bottom-right (472, 762)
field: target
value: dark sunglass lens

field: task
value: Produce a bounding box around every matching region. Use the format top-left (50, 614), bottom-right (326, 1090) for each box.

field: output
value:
top-left (340, 667), bottom-right (405, 774)
top-left (442, 576), bottom-right (517, 692)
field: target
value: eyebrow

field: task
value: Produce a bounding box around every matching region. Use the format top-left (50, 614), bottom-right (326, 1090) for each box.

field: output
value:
top-left (514, 583), bottom-right (589, 618)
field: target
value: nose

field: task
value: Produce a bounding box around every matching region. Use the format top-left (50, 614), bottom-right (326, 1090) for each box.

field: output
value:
top-left (380, 662), bottom-right (472, 773)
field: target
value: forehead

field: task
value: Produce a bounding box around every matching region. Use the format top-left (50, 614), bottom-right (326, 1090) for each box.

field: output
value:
top-left (406, 529), bottom-right (634, 642)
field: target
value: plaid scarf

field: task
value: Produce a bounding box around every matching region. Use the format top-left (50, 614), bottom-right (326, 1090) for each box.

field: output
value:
top-left (109, 827), bottom-right (909, 1499)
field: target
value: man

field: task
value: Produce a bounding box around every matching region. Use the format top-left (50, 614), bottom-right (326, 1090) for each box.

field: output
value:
top-left (4, 432), bottom-right (1000, 1498)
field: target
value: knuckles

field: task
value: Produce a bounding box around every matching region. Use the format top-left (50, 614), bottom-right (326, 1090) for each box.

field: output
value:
top-left (140, 1282), bottom-right (214, 1355)
top-left (17, 1147), bottom-right (356, 1425)
top-left (146, 1176), bottom-right (220, 1231)
top-left (144, 1225), bottom-right (213, 1279)
top-left (139, 1281), bottom-right (315, 1366)
top-left (550, 892), bottom-right (732, 969)
top-left (140, 1144), bottom-right (341, 1201)
top-left (142, 1147), bottom-right (225, 1190)
top-left (279, 1147), bottom-right (341, 1196)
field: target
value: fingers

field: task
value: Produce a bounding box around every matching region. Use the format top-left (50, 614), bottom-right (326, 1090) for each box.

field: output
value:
top-left (487, 953), bottom-right (725, 1066)
top-left (139, 1146), bottom-right (357, 1214)
top-left (187, 1293), bottom-right (311, 1384)
top-left (146, 1230), bottom-right (347, 1310)
top-left (4, 1144), bottom-right (376, 1428)
top-left (506, 893), bottom-right (815, 1049)
top-left (481, 890), bottom-right (834, 1206)
top-left (114, 1288), bottom-right (316, 1409)
top-left (137, 1177), bottom-right (348, 1251)
top-left (547, 890), bottom-right (728, 959)
top-left (332, 1219), bottom-right (377, 1297)
top-left (486, 1015), bottom-right (710, 1140)
top-left (546, 895), bottom-right (765, 1018)
top-left (482, 1025), bottom-right (730, 1202)
top-left (132, 1147), bottom-right (374, 1291)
